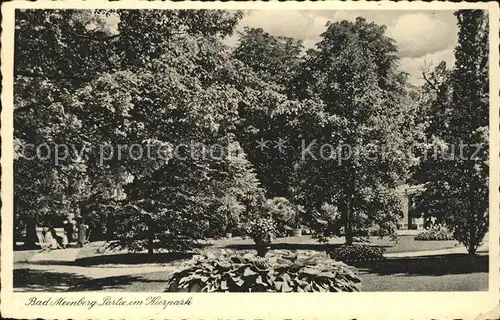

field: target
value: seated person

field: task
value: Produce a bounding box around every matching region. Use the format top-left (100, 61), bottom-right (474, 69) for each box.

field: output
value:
top-left (44, 227), bottom-right (62, 250)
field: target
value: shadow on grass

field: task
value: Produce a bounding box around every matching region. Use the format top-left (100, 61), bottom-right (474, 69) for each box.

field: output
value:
top-left (67, 275), bottom-right (165, 292)
top-left (14, 268), bottom-right (162, 292)
top-left (14, 269), bottom-right (89, 292)
top-left (224, 243), bottom-right (392, 252)
top-left (352, 254), bottom-right (488, 276)
top-left (225, 243), bottom-right (327, 251)
top-left (74, 252), bottom-right (193, 266)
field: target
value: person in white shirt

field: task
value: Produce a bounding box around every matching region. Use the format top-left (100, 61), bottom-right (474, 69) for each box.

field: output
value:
top-left (77, 219), bottom-right (89, 247)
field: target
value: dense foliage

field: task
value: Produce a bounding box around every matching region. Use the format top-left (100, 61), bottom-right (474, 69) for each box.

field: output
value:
top-left (415, 224), bottom-right (455, 241)
top-left (14, 9), bottom-right (259, 251)
top-left (328, 244), bottom-right (385, 263)
top-left (262, 197), bottom-right (302, 235)
top-left (412, 10), bottom-right (489, 254)
top-left (289, 18), bottom-right (417, 244)
top-left (249, 217), bottom-right (276, 257)
top-left (164, 249), bottom-right (362, 292)
top-left (14, 9), bottom-right (489, 256)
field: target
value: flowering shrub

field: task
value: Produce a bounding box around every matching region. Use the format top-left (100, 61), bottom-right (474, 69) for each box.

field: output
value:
top-left (328, 244), bottom-right (385, 263)
top-left (249, 217), bottom-right (277, 256)
top-left (164, 249), bottom-right (362, 292)
top-left (415, 224), bottom-right (454, 241)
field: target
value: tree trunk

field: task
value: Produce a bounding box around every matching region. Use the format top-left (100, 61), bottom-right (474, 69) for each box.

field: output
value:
top-left (256, 245), bottom-right (269, 257)
top-left (25, 217), bottom-right (38, 249)
top-left (344, 164), bottom-right (356, 246)
top-left (467, 246), bottom-right (477, 255)
top-left (344, 211), bottom-right (354, 245)
top-left (145, 214), bottom-right (154, 255)
top-left (467, 183), bottom-right (477, 255)
top-left (106, 213), bottom-right (114, 241)
top-left (340, 198), bottom-right (354, 245)
top-left (148, 234), bottom-right (154, 255)
top-left (148, 241), bottom-right (154, 255)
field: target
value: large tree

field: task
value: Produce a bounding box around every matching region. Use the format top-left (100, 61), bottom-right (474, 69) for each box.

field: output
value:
top-left (231, 27), bottom-right (304, 198)
top-left (14, 9), bottom-right (116, 246)
top-left (14, 9), bottom-right (267, 252)
top-left (290, 18), bottom-right (418, 244)
top-left (233, 27), bottom-right (303, 89)
top-left (413, 10), bottom-right (489, 254)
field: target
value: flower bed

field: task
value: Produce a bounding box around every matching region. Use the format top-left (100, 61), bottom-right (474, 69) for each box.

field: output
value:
top-left (328, 244), bottom-right (385, 263)
top-left (415, 225), bottom-right (454, 241)
top-left (164, 249), bottom-right (361, 292)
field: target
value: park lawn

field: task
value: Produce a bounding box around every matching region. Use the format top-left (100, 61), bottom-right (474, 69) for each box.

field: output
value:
top-left (355, 253), bottom-right (489, 291)
top-left (15, 234), bottom-right (460, 262)
top-left (16, 264), bottom-right (487, 292)
top-left (361, 272), bottom-right (488, 291)
top-left (14, 244), bottom-right (488, 292)
top-left (369, 236), bottom-right (460, 253)
top-left (13, 249), bottom-right (41, 263)
top-left (212, 235), bottom-right (460, 254)
top-left (13, 235), bottom-right (465, 270)
top-left (66, 253), bottom-right (489, 292)
top-left (66, 253), bottom-right (488, 292)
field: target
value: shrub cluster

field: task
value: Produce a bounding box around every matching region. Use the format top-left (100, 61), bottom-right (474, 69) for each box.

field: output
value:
top-left (249, 217), bottom-right (276, 245)
top-left (263, 197), bottom-right (297, 236)
top-left (415, 224), bottom-right (454, 241)
top-left (164, 249), bottom-right (362, 292)
top-left (328, 244), bottom-right (385, 263)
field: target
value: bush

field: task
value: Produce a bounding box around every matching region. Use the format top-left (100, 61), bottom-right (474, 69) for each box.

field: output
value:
top-left (249, 217), bottom-right (277, 256)
top-left (263, 197), bottom-right (301, 236)
top-left (328, 244), bottom-right (385, 263)
top-left (415, 224), bottom-right (454, 241)
top-left (164, 249), bottom-right (362, 292)
top-left (234, 221), bottom-right (252, 237)
top-left (309, 203), bottom-right (342, 243)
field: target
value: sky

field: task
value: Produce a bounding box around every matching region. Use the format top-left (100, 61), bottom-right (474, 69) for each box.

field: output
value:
top-left (224, 10), bottom-right (459, 86)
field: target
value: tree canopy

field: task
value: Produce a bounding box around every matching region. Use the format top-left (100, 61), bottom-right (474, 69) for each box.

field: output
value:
top-left (413, 10), bottom-right (489, 254)
top-left (14, 9), bottom-right (489, 253)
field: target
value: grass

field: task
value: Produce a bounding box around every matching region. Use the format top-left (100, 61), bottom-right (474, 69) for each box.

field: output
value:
top-left (13, 235), bottom-right (462, 267)
top-left (16, 264), bottom-right (487, 292)
top-left (14, 249), bottom-right (488, 292)
top-left (361, 272), bottom-right (488, 291)
top-left (214, 235), bottom-right (460, 254)
top-left (74, 252), bottom-right (193, 267)
top-left (13, 235), bottom-right (488, 292)
top-left (353, 253), bottom-right (488, 275)
top-left (64, 253), bottom-right (488, 292)
top-left (369, 236), bottom-right (459, 253)
top-left (357, 253), bottom-right (489, 291)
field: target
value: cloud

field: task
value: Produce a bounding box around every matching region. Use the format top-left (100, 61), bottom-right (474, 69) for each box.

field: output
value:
top-left (386, 13), bottom-right (457, 58)
top-left (235, 10), bottom-right (329, 44)
top-left (329, 10), bottom-right (402, 27)
top-left (400, 48), bottom-right (455, 86)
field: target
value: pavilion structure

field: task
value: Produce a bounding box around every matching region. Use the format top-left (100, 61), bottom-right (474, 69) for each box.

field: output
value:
top-left (395, 184), bottom-right (425, 230)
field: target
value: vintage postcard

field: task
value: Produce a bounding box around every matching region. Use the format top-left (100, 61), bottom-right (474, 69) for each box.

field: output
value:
top-left (1, 1), bottom-right (499, 319)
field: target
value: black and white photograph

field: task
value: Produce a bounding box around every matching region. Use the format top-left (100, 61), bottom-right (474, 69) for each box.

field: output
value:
top-left (1, 1), bottom-right (499, 319)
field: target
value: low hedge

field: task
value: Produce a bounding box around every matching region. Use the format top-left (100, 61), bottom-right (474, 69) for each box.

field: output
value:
top-left (328, 244), bottom-right (385, 263)
top-left (164, 249), bottom-right (361, 292)
top-left (415, 230), bottom-right (454, 241)
top-left (415, 224), bottom-right (454, 241)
